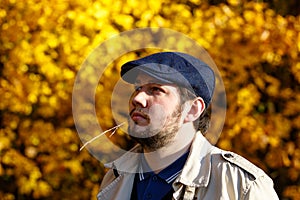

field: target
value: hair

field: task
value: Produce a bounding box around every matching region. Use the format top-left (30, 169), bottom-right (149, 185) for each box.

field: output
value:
top-left (177, 87), bottom-right (211, 134)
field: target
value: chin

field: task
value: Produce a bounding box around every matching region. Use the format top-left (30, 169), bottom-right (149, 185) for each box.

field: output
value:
top-left (128, 125), bottom-right (149, 137)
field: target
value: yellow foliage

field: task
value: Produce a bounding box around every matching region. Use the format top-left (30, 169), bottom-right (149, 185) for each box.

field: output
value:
top-left (0, 136), bottom-right (11, 151)
top-left (237, 84), bottom-right (260, 114)
top-left (0, 0), bottom-right (299, 199)
top-left (283, 185), bottom-right (300, 200)
top-left (63, 160), bottom-right (83, 175)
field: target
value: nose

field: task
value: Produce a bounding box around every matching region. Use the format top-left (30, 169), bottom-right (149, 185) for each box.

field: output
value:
top-left (130, 90), bottom-right (148, 108)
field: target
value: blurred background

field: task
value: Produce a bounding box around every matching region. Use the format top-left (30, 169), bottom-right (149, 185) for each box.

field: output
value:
top-left (0, 0), bottom-right (299, 199)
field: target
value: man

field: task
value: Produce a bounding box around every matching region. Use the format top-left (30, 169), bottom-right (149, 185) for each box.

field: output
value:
top-left (97, 52), bottom-right (279, 199)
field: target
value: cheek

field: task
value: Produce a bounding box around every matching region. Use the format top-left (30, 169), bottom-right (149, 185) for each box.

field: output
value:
top-left (147, 104), bottom-right (168, 128)
top-left (163, 98), bottom-right (180, 113)
top-left (148, 104), bottom-right (167, 118)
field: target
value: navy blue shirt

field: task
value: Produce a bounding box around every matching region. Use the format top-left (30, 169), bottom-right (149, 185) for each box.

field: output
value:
top-left (131, 151), bottom-right (189, 200)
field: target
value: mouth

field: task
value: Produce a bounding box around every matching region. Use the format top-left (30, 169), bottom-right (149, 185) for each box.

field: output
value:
top-left (130, 110), bottom-right (150, 125)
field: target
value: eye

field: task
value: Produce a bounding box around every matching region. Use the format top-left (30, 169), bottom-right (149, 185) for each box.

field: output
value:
top-left (150, 86), bottom-right (165, 94)
top-left (134, 85), bottom-right (142, 92)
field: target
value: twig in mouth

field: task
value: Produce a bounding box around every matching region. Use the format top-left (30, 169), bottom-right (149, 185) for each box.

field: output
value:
top-left (79, 122), bottom-right (125, 151)
top-left (108, 128), bottom-right (118, 138)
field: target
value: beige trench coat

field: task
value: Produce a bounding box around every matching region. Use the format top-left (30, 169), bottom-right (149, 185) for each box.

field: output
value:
top-left (97, 133), bottom-right (279, 200)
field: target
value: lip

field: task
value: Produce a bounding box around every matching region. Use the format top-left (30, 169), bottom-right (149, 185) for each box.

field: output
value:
top-left (130, 111), bottom-right (150, 124)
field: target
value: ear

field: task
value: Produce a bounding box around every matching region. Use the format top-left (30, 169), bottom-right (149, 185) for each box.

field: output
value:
top-left (183, 97), bottom-right (205, 123)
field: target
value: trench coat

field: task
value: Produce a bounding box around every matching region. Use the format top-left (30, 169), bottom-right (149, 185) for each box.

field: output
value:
top-left (97, 133), bottom-right (279, 200)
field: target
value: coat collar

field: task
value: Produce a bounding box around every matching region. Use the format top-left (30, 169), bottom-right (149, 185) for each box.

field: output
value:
top-left (105, 132), bottom-right (214, 187)
top-left (174, 132), bottom-right (214, 187)
top-left (104, 145), bottom-right (143, 174)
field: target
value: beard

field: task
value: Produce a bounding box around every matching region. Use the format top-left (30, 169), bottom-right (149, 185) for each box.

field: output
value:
top-left (128, 106), bottom-right (182, 152)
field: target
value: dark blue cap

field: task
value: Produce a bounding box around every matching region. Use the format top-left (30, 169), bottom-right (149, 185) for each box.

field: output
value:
top-left (121, 52), bottom-right (215, 107)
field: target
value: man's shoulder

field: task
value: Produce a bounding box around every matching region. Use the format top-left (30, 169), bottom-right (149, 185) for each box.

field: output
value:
top-left (211, 148), bottom-right (268, 180)
top-left (203, 148), bottom-right (279, 199)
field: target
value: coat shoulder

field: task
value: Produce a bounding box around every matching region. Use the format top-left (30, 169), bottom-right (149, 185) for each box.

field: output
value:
top-left (217, 150), bottom-right (267, 180)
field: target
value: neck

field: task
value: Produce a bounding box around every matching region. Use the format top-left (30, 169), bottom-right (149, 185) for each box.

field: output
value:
top-left (142, 123), bottom-right (196, 173)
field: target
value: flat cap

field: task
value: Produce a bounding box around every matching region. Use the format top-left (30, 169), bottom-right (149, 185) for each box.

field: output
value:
top-left (121, 52), bottom-right (215, 107)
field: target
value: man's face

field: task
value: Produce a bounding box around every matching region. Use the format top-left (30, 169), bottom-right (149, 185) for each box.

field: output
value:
top-left (128, 73), bottom-right (183, 151)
